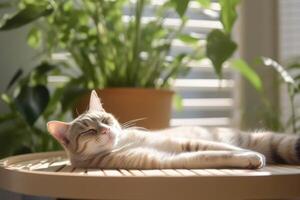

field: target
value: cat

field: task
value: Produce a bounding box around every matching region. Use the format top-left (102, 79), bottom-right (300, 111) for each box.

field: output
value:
top-left (47, 90), bottom-right (300, 169)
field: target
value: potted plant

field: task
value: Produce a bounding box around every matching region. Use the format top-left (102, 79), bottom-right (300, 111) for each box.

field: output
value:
top-left (1, 0), bottom-right (203, 129)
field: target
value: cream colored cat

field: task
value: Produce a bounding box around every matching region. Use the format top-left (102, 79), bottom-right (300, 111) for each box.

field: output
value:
top-left (47, 90), bottom-right (300, 169)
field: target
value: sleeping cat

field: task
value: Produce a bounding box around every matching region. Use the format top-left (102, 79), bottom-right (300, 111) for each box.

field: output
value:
top-left (47, 90), bottom-right (300, 169)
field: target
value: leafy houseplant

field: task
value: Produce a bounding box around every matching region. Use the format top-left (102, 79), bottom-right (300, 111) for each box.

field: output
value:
top-left (1, 0), bottom-right (205, 130)
top-left (261, 57), bottom-right (300, 134)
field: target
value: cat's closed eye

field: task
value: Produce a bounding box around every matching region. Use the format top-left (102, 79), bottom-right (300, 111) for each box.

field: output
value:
top-left (81, 128), bottom-right (97, 135)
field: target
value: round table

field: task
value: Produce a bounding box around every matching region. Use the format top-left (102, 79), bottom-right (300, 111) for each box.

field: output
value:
top-left (0, 151), bottom-right (300, 200)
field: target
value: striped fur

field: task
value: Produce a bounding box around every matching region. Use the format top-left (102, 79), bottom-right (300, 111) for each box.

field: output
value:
top-left (46, 91), bottom-right (300, 169)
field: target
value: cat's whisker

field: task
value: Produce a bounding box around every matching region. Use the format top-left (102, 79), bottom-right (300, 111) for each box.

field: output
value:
top-left (121, 118), bottom-right (147, 130)
top-left (121, 122), bottom-right (137, 129)
top-left (75, 108), bottom-right (80, 116)
top-left (125, 126), bottom-right (149, 131)
top-left (121, 122), bottom-right (135, 127)
top-left (121, 123), bottom-right (137, 129)
top-left (121, 123), bottom-right (136, 129)
top-left (121, 117), bottom-right (147, 127)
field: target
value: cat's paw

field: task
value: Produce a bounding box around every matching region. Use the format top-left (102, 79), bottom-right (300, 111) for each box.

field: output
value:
top-left (237, 151), bottom-right (266, 169)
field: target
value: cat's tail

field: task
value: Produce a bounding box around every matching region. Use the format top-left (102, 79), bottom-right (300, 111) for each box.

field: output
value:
top-left (241, 131), bottom-right (300, 164)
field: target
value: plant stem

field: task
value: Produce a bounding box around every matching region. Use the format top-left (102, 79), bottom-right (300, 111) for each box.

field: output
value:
top-left (131, 0), bottom-right (144, 85)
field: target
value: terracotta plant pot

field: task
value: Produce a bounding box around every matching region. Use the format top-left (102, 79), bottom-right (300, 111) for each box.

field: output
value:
top-left (74, 88), bottom-right (174, 130)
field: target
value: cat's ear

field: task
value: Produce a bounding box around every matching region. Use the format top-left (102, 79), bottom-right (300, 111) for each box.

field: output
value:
top-left (89, 90), bottom-right (104, 112)
top-left (47, 121), bottom-right (70, 145)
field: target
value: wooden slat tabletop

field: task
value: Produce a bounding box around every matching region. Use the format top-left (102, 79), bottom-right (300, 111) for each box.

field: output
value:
top-left (0, 151), bottom-right (300, 200)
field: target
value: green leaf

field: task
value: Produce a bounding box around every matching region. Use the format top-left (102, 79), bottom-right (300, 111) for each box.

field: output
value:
top-left (172, 94), bottom-right (183, 111)
top-left (171, 0), bottom-right (190, 18)
top-left (231, 59), bottom-right (262, 91)
top-left (27, 27), bottom-right (42, 49)
top-left (178, 34), bottom-right (199, 44)
top-left (196, 0), bottom-right (211, 8)
top-left (1, 93), bottom-right (12, 105)
top-left (219, 0), bottom-right (240, 34)
top-left (0, 2), bottom-right (54, 31)
top-left (14, 85), bottom-right (50, 125)
top-left (161, 53), bottom-right (187, 87)
top-left (206, 29), bottom-right (237, 78)
top-left (43, 87), bottom-right (65, 118)
top-left (34, 61), bottom-right (56, 76)
top-left (6, 68), bottom-right (23, 91)
top-left (31, 62), bottom-right (57, 84)
top-left (0, 125), bottom-right (28, 158)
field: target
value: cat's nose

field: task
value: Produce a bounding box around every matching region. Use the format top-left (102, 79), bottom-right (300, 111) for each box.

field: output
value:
top-left (101, 128), bottom-right (110, 135)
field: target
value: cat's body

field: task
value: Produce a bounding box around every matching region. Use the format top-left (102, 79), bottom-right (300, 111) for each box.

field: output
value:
top-left (47, 91), bottom-right (300, 169)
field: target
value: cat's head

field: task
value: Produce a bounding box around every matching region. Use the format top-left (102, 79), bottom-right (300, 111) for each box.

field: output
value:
top-left (47, 90), bottom-right (122, 160)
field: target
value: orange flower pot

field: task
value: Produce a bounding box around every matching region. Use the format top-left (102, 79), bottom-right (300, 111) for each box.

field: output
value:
top-left (74, 88), bottom-right (174, 130)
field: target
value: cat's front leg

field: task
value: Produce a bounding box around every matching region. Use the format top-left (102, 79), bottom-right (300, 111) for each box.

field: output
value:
top-left (233, 151), bottom-right (266, 169)
top-left (169, 150), bottom-right (266, 169)
top-left (85, 148), bottom-right (265, 170)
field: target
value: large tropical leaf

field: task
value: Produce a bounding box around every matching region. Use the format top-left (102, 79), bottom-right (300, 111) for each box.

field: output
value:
top-left (0, 1), bottom-right (54, 30)
top-left (219, 0), bottom-right (240, 34)
top-left (15, 85), bottom-right (50, 125)
top-left (206, 29), bottom-right (237, 78)
top-left (171, 0), bottom-right (190, 18)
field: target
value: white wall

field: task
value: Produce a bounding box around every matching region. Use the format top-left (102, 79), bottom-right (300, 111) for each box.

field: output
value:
top-left (278, 0), bottom-right (300, 131)
top-left (0, 2), bottom-right (36, 113)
